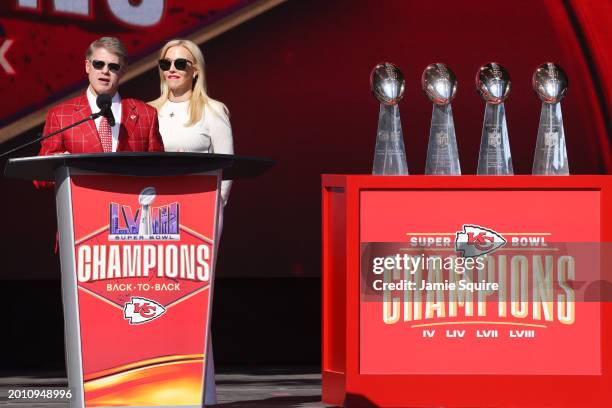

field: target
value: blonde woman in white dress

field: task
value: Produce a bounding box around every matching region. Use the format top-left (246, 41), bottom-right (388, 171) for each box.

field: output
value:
top-left (150, 39), bottom-right (233, 405)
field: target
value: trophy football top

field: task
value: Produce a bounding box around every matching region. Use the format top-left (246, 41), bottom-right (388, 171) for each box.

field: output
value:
top-left (139, 186), bottom-right (157, 205)
top-left (421, 63), bottom-right (457, 106)
top-left (476, 62), bottom-right (511, 105)
top-left (532, 62), bottom-right (568, 104)
top-left (370, 62), bottom-right (405, 105)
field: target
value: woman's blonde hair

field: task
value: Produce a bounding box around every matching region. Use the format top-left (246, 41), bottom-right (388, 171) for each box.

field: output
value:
top-left (150, 39), bottom-right (228, 126)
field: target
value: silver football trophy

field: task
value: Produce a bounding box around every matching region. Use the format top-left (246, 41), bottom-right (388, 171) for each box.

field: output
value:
top-left (370, 62), bottom-right (408, 175)
top-left (476, 62), bottom-right (513, 175)
top-left (138, 186), bottom-right (156, 235)
top-left (532, 62), bottom-right (569, 175)
top-left (422, 63), bottom-right (461, 175)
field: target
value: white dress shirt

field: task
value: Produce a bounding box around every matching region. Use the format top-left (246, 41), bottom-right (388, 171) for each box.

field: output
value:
top-left (87, 87), bottom-right (122, 152)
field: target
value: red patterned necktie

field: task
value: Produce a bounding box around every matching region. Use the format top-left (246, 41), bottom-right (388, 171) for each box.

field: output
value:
top-left (99, 116), bottom-right (113, 152)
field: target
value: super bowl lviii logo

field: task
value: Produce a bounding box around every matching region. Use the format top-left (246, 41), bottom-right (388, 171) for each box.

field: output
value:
top-left (109, 187), bottom-right (180, 241)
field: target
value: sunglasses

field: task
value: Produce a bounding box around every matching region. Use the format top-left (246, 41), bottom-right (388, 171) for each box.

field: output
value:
top-left (90, 59), bottom-right (121, 73)
top-left (159, 58), bottom-right (193, 71)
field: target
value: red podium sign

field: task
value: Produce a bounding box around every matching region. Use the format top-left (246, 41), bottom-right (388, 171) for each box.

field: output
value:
top-left (322, 175), bottom-right (612, 407)
top-left (67, 173), bottom-right (221, 407)
top-left (4, 152), bottom-right (274, 408)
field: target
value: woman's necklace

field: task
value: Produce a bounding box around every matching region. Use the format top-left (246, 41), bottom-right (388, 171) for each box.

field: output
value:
top-left (168, 97), bottom-right (187, 118)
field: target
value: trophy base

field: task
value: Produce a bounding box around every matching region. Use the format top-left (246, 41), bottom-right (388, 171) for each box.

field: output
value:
top-left (477, 102), bottom-right (513, 175)
top-left (532, 102), bottom-right (569, 175)
top-left (372, 104), bottom-right (408, 176)
top-left (425, 104), bottom-right (461, 175)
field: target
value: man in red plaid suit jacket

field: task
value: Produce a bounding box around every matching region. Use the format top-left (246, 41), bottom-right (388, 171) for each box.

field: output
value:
top-left (38, 36), bottom-right (164, 156)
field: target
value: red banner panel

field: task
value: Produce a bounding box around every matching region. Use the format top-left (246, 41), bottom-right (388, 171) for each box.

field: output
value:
top-left (360, 190), bottom-right (600, 375)
top-left (70, 173), bottom-right (219, 406)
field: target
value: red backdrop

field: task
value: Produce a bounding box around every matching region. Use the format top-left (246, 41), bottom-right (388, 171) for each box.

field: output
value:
top-left (0, 0), bottom-right (256, 126)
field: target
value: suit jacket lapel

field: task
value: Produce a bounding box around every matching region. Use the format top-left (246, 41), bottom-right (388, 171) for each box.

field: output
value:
top-left (73, 93), bottom-right (103, 152)
top-left (118, 99), bottom-right (138, 151)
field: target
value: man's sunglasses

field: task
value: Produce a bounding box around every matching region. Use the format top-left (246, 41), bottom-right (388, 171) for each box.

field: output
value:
top-left (90, 59), bottom-right (121, 73)
top-left (158, 58), bottom-right (193, 71)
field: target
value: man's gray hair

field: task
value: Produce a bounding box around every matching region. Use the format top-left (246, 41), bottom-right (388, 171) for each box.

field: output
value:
top-left (85, 37), bottom-right (128, 63)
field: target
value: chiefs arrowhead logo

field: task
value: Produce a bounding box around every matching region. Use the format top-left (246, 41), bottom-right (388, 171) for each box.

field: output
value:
top-left (124, 297), bottom-right (166, 325)
top-left (455, 224), bottom-right (506, 258)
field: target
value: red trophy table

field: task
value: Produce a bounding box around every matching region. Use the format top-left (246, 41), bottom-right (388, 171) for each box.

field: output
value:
top-left (5, 153), bottom-right (272, 408)
top-left (322, 175), bottom-right (612, 408)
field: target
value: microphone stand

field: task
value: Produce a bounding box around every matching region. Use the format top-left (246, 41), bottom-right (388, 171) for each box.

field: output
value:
top-left (0, 110), bottom-right (104, 159)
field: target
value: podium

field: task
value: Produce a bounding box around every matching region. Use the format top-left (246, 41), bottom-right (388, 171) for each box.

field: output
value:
top-left (322, 175), bottom-right (612, 407)
top-left (5, 153), bottom-right (273, 408)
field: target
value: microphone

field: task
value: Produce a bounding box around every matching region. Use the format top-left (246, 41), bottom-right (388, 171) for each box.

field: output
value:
top-left (96, 94), bottom-right (116, 127)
